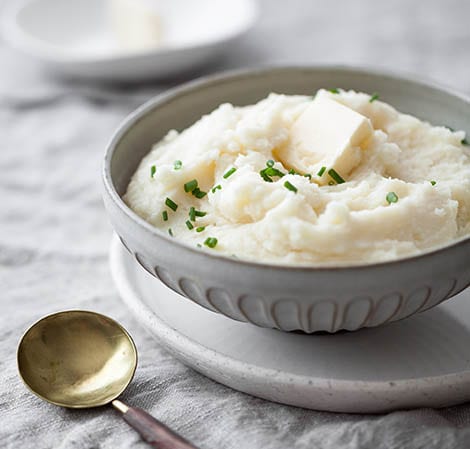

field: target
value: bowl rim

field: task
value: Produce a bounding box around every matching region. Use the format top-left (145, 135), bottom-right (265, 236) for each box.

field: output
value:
top-left (102, 64), bottom-right (470, 272)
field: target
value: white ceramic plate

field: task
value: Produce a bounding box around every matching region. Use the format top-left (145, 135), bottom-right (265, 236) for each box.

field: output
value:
top-left (110, 235), bottom-right (470, 413)
top-left (2, 0), bottom-right (258, 81)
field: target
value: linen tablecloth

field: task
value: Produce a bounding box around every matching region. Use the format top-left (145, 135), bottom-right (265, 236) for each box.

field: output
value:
top-left (2, 0), bottom-right (470, 447)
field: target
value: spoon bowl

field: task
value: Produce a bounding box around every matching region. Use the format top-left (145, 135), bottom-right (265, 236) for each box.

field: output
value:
top-left (17, 310), bottom-right (137, 408)
top-left (18, 310), bottom-right (199, 448)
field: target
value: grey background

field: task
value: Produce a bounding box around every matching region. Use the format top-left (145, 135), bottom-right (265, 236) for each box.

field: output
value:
top-left (2, 0), bottom-right (470, 447)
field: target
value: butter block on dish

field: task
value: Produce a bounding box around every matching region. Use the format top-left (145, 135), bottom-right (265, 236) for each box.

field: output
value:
top-left (108, 0), bottom-right (163, 51)
top-left (280, 90), bottom-right (373, 184)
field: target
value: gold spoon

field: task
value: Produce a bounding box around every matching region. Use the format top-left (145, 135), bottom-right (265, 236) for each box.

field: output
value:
top-left (17, 310), bottom-right (199, 449)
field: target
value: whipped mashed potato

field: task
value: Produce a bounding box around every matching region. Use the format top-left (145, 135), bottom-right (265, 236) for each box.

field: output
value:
top-left (124, 90), bottom-right (470, 265)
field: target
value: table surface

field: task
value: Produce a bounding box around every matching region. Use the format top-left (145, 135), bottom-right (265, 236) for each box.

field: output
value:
top-left (2, 0), bottom-right (470, 448)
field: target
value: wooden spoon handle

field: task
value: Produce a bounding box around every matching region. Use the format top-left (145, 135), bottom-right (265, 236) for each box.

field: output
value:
top-left (113, 400), bottom-right (200, 449)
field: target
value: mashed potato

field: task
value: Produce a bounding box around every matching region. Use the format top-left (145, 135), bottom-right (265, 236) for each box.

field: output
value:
top-left (124, 90), bottom-right (470, 265)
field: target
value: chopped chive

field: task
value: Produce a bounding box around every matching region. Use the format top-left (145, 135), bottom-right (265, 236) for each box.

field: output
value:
top-left (260, 169), bottom-right (273, 182)
top-left (189, 206), bottom-right (196, 221)
top-left (317, 166), bottom-right (326, 177)
top-left (173, 160), bottom-right (182, 170)
top-left (196, 226), bottom-right (206, 233)
top-left (185, 220), bottom-right (194, 230)
top-left (195, 210), bottom-right (206, 217)
top-left (266, 160), bottom-right (275, 168)
top-left (204, 237), bottom-right (218, 248)
top-left (304, 173), bottom-right (312, 180)
top-left (369, 92), bottom-right (379, 103)
top-left (328, 181), bottom-right (335, 186)
top-left (386, 192), bottom-right (399, 204)
top-left (192, 188), bottom-right (207, 199)
top-left (288, 169), bottom-right (297, 175)
top-left (165, 197), bottom-right (178, 211)
top-left (162, 210), bottom-right (168, 222)
top-left (462, 138), bottom-right (469, 145)
top-left (284, 181), bottom-right (298, 193)
top-left (328, 168), bottom-right (345, 184)
top-left (329, 88), bottom-right (340, 94)
top-left (267, 167), bottom-right (284, 177)
top-left (150, 165), bottom-right (156, 178)
top-left (168, 228), bottom-right (173, 236)
top-left (184, 179), bottom-right (198, 193)
top-left (223, 167), bottom-right (237, 179)
top-left (259, 165), bottom-right (285, 182)
top-left (211, 184), bottom-right (222, 193)
top-left (430, 180), bottom-right (437, 186)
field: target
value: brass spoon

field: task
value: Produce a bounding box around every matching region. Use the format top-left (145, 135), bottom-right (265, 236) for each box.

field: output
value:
top-left (17, 310), bottom-right (199, 449)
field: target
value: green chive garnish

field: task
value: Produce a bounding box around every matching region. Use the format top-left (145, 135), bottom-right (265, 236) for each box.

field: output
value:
top-left (184, 179), bottom-right (198, 193)
top-left (173, 160), bottom-right (182, 170)
top-left (204, 237), bottom-right (218, 248)
top-left (195, 210), bottom-right (206, 217)
top-left (267, 160), bottom-right (275, 168)
top-left (328, 168), bottom-right (345, 184)
top-left (165, 197), bottom-right (178, 211)
top-left (430, 180), bottom-right (436, 186)
top-left (259, 164), bottom-right (285, 182)
top-left (223, 167), bottom-right (237, 179)
top-left (192, 188), bottom-right (207, 199)
top-left (189, 206), bottom-right (196, 221)
top-left (329, 88), bottom-right (340, 94)
top-left (462, 138), bottom-right (469, 145)
top-left (162, 211), bottom-right (168, 221)
top-left (386, 192), bottom-right (399, 204)
top-left (185, 220), bottom-right (194, 230)
top-left (369, 93), bottom-right (379, 103)
top-left (328, 181), bottom-right (335, 186)
top-left (196, 226), bottom-right (206, 233)
top-left (211, 184), bottom-right (222, 193)
top-left (260, 169), bottom-right (273, 182)
top-left (260, 171), bottom-right (272, 182)
top-left (150, 165), bottom-right (156, 178)
top-left (304, 173), bottom-right (312, 180)
top-left (288, 169), bottom-right (297, 175)
top-left (284, 181), bottom-right (298, 193)
top-left (267, 167), bottom-right (285, 177)
top-left (317, 166), bottom-right (326, 177)
top-left (168, 228), bottom-right (173, 236)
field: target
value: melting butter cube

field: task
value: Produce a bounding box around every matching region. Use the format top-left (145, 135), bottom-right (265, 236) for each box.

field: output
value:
top-left (280, 93), bottom-right (373, 183)
top-left (109, 0), bottom-right (163, 51)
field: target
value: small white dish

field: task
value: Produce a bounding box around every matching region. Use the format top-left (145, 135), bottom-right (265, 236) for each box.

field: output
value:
top-left (2, 0), bottom-right (258, 81)
top-left (111, 235), bottom-right (470, 413)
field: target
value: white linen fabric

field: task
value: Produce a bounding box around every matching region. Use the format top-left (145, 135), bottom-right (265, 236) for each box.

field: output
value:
top-left (2, 0), bottom-right (470, 447)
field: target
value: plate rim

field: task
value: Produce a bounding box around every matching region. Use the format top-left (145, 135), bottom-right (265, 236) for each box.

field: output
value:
top-left (110, 235), bottom-right (470, 412)
top-left (1, 0), bottom-right (259, 65)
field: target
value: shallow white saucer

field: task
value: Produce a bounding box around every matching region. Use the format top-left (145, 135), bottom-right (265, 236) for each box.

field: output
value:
top-left (110, 235), bottom-right (470, 413)
top-left (2, 0), bottom-right (257, 81)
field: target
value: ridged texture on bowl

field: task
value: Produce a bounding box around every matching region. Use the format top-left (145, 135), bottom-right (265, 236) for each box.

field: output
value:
top-left (103, 67), bottom-right (470, 333)
top-left (121, 236), bottom-right (469, 332)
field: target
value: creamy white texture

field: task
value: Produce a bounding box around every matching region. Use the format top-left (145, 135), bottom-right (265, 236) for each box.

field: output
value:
top-left (124, 90), bottom-right (470, 265)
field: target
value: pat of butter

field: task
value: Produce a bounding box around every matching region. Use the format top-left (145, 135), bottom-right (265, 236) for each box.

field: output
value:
top-left (109, 0), bottom-right (163, 51)
top-left (280, 93), bottom-right (373, 183)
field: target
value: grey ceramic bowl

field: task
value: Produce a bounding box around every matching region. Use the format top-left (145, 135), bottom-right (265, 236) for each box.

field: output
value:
top-left (103, 66), bottom-right (470, 333)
